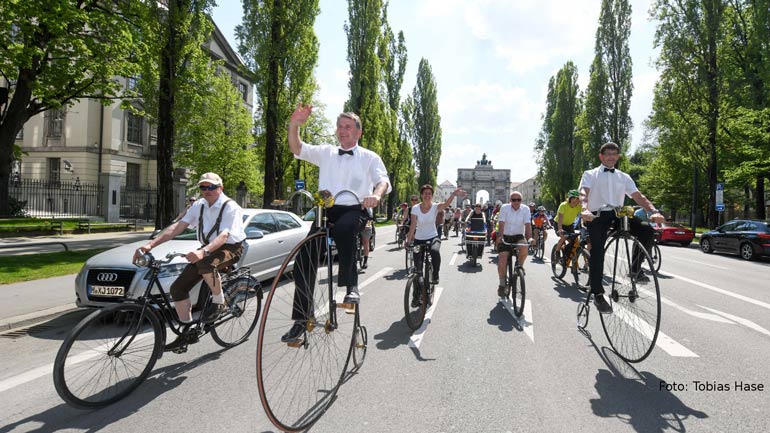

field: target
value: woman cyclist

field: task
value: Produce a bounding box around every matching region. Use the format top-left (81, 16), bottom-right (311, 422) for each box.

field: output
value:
top-left (407, 185), bottom-right (465, 304)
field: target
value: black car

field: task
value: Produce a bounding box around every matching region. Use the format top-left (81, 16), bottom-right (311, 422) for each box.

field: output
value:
top-left (699, 219), bottom-right (770, 260)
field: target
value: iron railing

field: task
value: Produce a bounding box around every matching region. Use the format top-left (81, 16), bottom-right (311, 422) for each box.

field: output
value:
top-left (9, 178), bottom-right (101, 218)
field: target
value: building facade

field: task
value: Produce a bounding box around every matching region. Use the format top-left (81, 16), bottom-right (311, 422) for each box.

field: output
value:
top-left (456, 154), bottom-right (510, 206)
top-left (516, 176), bottom-right (540, 205)
top-left (436, 180), bottom-right (457, 207)
top-left (9, 22), bottom-right (253, 221)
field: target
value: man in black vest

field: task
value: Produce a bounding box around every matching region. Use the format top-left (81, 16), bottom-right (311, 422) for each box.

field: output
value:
top-left (133, 172), bottom-right (246, 351)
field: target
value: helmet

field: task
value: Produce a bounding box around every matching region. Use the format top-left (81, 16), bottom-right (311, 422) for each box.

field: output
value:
top-left (401, 202), bottom-right (407, 208)
top-left (567, 190), bottom-right (579, 198)
top-left (528, 202), bottom-right (536, 208)
top-left (537, 206), bottom-right (546, 211)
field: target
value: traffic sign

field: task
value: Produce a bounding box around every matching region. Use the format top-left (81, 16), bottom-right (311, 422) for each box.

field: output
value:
top-left (295, 179), bottom-right (305, 191)
top-left (716, 204), bottom-right (725, 212)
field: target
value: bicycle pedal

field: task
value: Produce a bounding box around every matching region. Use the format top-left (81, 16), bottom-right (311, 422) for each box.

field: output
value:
top-left (286, 339), bottom-right (305, 348)
top-left (172, 345), bottom-right (188, 354)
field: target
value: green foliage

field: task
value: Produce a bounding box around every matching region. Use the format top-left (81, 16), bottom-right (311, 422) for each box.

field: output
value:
top-left (175, 72), bottom-right (259, 194)
top-left (412, 58), bottom-right (441, 188)
top-left (237, 0), bottom-right (320, 205)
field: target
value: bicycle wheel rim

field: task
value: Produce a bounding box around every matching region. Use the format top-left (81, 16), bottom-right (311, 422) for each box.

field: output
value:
top-left (404, 274), bottom-right (425, 330)
top-left (54, 304), bottom-right (161, 409)
top-left (599, 234), bottom-right (661, 363)
top-left (211, 275), bottom-right (261, 347)
top-left (573, 249), bottom-right (591, 287)
top-left (513, 268), bottom-right (526, 317)
top-left (551, 246), bottom-right (567, 278)
top-left (256, 231), bottom-right (355, 432)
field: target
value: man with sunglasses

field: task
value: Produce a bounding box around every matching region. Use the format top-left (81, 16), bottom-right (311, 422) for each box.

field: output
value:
top-left (495, 191), bottom-right (534, 298)
top-left (134, 172), bottom-right (245, 351)
top-left (281, 103), bottom-right (391, 343)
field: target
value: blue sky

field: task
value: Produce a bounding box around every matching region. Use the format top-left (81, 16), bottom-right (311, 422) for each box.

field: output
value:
top-left (212, 0), bottom-right (659, 184)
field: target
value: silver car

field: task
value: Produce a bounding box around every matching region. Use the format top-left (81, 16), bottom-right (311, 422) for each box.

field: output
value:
top-left (75, 209), bottom-right (312, 308)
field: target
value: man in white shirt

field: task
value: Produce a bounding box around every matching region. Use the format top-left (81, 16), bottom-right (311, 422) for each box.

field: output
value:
top-left (282, 103), bottom-right (391, 343)
top-left (134, 172), bottom-right (246, 351)
top-left (579, 142), bottom-right (664, 314)
top-left (495, 191), bottom-right (535, 298)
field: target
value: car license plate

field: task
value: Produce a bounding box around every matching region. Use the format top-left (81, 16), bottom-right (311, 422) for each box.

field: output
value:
top-left (675, 231), bottom-right (685, 235)
top-left (90, 285), bottom-right (125, 297)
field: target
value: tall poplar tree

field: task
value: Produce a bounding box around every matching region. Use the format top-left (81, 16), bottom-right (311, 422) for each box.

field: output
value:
top-left (411, 58), bottom-right (441, 188)
top-left (237, 0), bottom-right (320, 207)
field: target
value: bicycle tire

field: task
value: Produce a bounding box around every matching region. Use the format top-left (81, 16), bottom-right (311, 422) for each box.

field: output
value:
top-left (211, 274), bottom-right (261, 347)
top-left (535, 237), bottom-right (545, 260)
top-left (256, 231), bottom-right (356, 432)
top-left (404, 273), bottom-right (426, 330)
top-left (54, 303), bottom-right (162, 409)
top-left (577, 302), bottom-right (589, 329)
top-left (599, 233), bottom-right (661, 363)
top-left (551, 245), bottom-right (567, 279)
top-left (405, 246), bottom-right (413, 272)
top-left (355, 235), bottom-right (363, 272)
top-left (650, 243), bottom-right (662, 273)
top-left (351, 312), bottom-right (367, 370)
top-left (511, 265), bottom-right (526, 317)
top-left (572, 249), bottom-right (591, 288)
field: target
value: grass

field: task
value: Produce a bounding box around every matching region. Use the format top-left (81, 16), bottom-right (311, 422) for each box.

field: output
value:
top-left (0, 248), bottom-right (108, 284)
top-left (0, 218), bottom-right (82, 232)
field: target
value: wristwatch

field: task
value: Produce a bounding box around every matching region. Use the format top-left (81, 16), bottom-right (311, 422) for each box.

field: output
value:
top-left (203, 247), bottom-right (211, 257)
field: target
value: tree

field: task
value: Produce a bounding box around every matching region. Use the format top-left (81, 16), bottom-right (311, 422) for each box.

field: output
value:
top-left (652, 0), bottom-right (725, 227)
top-left (237, 0), bottom-right (320, 207)
top-left (411, 59), bottom-right (441, 188)
top-left (0, 0), bottom-right (139, 216)
top-left (344, 0), bottom-right (388, 157)
top-left (175, 72), bottom-right (259, 195)
top-left (535, 62), bottom-right (583, 206)
top-left (135, 0), bottom-right (216, 228)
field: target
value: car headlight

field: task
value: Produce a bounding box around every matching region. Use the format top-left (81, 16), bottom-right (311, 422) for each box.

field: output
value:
top-left (157, 263), bottom-right (189, 279)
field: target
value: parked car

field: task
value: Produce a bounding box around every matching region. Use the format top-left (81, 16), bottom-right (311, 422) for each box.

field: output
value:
top-left (699, 219), bottom-right (770, 260)
top-left (75, 209), bottom-right (312, 308)
top-left (653, 222), bottom-right (695, 247)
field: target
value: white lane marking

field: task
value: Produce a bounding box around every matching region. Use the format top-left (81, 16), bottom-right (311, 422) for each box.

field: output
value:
top-left (358, 267), bottom-right (392, 295)
top-left (0, 332), bottom-right (154, 394)
top-left (500, 298), bottom-right (534, 342)
top-left (661, 271), bottom-right (770, 311)
top-left (665, 255), bottom-right (729, 270)
top-left (697, 305), bottom-right (770, 337)
top-left (408, 286), bottom-right (444, 349)
top-left (449, 252), bottom-right (458, 266)
top-left (637, 287), bottom-right (734, 324)
top-left (612, 304), bottom-right (698, 357)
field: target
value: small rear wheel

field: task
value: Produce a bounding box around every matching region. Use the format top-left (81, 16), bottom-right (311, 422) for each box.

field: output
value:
top-left (54, 303), bottom-right (162, 409)
top-left (577, 302), bottom-right (589, 329)
top-left (352, 322), bottom-right (367, 370)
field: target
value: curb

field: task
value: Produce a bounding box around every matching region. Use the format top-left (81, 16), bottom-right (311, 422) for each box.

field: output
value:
top-left (0, 303), bottom-right (79, 333)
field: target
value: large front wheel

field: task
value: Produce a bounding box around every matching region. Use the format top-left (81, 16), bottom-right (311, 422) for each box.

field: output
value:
top-left (53, 303), bottom-right (162, 409)
top-left (599, 234), bottom-right (661, 363)
top-left (256, 231), bottom-right (356, 432)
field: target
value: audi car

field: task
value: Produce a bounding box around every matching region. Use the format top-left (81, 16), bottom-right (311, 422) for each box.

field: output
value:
top-left (75, 209), bottom-right (312, 308)
top-left (699, 219), bottom-right (770, 260)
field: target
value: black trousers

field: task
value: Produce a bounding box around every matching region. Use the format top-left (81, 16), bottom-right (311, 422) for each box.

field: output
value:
top-left (292, 205), bottom-right (367, 320)
top-left (413, 237), bottom-right (441, 279)
top-left (586, 211), bottom-right (655, 294)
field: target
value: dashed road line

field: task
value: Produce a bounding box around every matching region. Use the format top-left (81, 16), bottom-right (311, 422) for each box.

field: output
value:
top-left (698, 305), bottom-right (770, 337)
top-left (408, 286), bottom-right (444, 349)
top-left (661, 271), bottom-right (770, 311)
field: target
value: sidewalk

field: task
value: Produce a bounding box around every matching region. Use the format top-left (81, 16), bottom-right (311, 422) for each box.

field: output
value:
top-left (0, 230), bottom-right (154, 331)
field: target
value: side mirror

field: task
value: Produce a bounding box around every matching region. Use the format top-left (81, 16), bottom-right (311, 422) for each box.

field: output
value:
top-left (246, 229), bottom-right (264, 240)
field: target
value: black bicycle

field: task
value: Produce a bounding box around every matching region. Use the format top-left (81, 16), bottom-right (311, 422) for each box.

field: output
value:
top-left (404, 242), bottom-right (436, 330)
top-left (53, 253), bottom-right (261, 409)
top-left (533, 225), bottom-right (548, 260)
top-left (551, 231), bottom-right (591, 287)
top-left (256, 190), bottom-right (367, 433)
top-left (576, 206), bottom-right (661, 363)
top-left (499, 237), bottom-right (527, 317)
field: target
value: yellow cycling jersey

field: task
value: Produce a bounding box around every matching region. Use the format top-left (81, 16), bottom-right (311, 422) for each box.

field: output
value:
top-left (556, 200), bottom-right (581, 226)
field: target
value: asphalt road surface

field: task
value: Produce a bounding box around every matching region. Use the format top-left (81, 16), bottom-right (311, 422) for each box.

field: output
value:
top-left (1, 225), bottom-right (768, 432)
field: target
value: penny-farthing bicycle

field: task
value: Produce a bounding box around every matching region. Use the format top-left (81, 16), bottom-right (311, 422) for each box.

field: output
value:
top-left (256, 189), bottom-right (367, 432)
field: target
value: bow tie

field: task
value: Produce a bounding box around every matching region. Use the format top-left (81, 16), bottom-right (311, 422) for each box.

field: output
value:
top-left (603, 167), bottom-right (615, 173)
top-left (338, 149), bottom-right (354, 156)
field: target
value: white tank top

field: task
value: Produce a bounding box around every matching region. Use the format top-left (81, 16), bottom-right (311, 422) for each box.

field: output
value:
top-left (412, 203), bottom-right (439, 240)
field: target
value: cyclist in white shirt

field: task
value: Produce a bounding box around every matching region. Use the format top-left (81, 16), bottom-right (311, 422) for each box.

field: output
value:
top-left (495, 191), bottom-right (534, 297)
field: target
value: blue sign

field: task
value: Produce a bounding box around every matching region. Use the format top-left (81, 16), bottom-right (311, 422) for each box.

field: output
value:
top-left (295, 179), bottom-right (305, 191)
top-left (716, 204), bottom-right (725, 212)
top-left (716, 183), bottom-right (724, 191)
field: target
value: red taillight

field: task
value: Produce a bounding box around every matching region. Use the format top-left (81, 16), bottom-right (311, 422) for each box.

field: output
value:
top-left (758, 233), bottom-right (770, 240)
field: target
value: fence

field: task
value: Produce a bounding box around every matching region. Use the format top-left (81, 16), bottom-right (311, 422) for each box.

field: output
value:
top-left (9, 178), bottom-right (101, 218)
top-left (120, 185), bottom-right (157, 221)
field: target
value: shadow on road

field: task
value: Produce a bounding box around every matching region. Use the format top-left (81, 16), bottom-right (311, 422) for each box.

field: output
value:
top-left (486, 303), bottom-right (521, 332)
top-left (578, 330), bottom-right (708, 432)
top-left (373, 318), bottom-right (435, 362)
top-left (550, 276), bottom-right (585, 303)
top-left (0, 348), bottom-right (228, 433)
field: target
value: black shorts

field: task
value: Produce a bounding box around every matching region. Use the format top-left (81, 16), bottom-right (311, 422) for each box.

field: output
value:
top-left (497, 234), bottom-right (524, 254)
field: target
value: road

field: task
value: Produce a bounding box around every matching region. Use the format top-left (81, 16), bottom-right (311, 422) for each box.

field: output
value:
top-left (1, 225), bottom-right (768, 432)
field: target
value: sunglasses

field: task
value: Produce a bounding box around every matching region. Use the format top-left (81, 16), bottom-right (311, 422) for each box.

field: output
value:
top-left (510, 198), bottom-right (522, 202)
top-left (199, 184), bottom-right (219, 191)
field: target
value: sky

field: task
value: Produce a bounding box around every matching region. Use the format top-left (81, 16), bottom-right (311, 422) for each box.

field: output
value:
top-left (212, 0), bottom-right (660, 184)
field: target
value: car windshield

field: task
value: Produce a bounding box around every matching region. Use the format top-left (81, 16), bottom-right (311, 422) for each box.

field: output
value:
top-left (302, 209), bottom-right (316, 221)
top-left (150, 228), bottom-right (198, 240)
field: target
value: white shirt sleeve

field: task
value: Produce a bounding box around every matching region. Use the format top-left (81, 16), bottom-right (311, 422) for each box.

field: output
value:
top-left (368, 155), bottom-right (392, 194)
top-left (180, 203), bottom-right (200, 227)
top-left (579, 170), bottom-right (592, 190)
top-left (624, 173), bottom-right (639, 197)
top-left (296, 142), bottom-right (329, 166)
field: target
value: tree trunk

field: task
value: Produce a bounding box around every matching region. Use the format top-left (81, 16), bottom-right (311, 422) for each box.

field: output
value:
top-left (0, 71), bottom-right (34, 216)
top-left (756, 175), bottom-right (766, 220)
